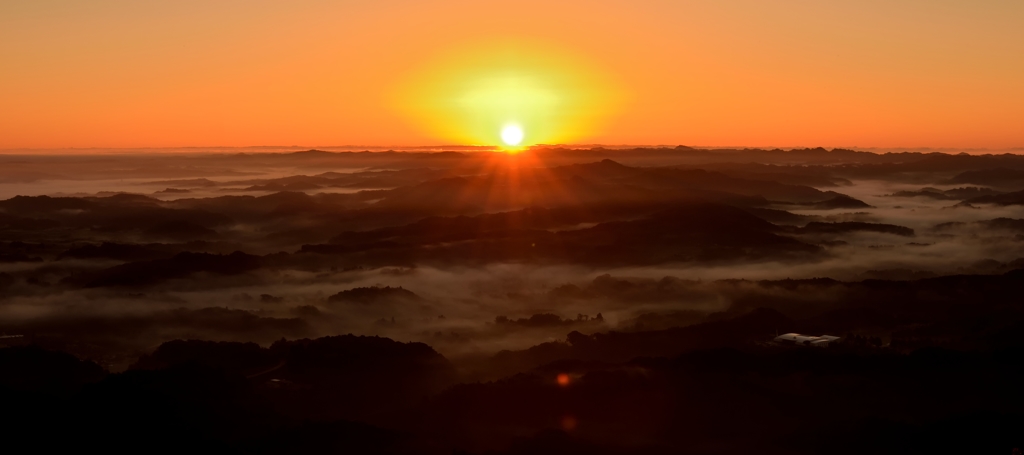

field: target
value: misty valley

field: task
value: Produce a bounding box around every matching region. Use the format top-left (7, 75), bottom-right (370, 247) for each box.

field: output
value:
top-left (2, 147), bottom-right (1024, 454)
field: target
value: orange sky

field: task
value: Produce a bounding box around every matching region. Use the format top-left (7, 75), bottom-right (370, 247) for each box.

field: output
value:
top-left (2, 1), bottom-right (1022, 150)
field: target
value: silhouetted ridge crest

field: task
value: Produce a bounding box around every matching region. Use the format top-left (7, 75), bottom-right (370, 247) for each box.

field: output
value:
top-left (485, 308), bottom-right (792, 377)
top-left (946, 168), bottom-right (1024, 186)
top-left (0, 195), bottom-right (94, 213)
top-left (0, 345), bottom-right (105, 393)
top-left (963, 188), bottom-right (1024, 206)
top-left (132, 340), bottom-right (276, 374)
top-left (797, 221), bottom-right (915, 237)
top-left (327, 285), bottom-right (422, 304)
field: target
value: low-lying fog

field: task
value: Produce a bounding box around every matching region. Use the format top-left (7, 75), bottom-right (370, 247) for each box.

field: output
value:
top-left (4, 148), bottom-right (1024, 371)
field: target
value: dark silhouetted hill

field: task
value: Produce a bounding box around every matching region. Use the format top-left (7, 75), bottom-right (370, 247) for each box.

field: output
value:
top-left (796, 221), bottom-right (915, 237)
top-left (263, 335), bottom-right (458, 421)
top-left (781, 193), bottom-right (872, 209)
top-left (143, 220), bottom-right (220, 241)
top-left (962, 189), bottom-right (1024, 206)
top-left (83, 251), bottom-right (261, 287)
top-left (935, 217), bottom-right (1024, 233)
top-left (484, 308), bottom-right (791, 377)
top-left (885, 186), bottom-right (1002, 200)
top-left (132, 339), bottom-right (278, 375)
top-left (0, 345), bottom-right (105, 394)
top-left (327, 285), bottom-right (423, 304)
top-left (945, 168), bottom-right (1024, 187)
top-left (305, 202), bottom-right (820, 266)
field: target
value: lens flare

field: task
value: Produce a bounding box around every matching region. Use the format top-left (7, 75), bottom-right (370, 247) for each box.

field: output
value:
top-left (501, 124), bottom-right (524, 146)
top-left (557, 373), bottom-right (571, 386)
top-left (394, 40), bottom-right (622, 146)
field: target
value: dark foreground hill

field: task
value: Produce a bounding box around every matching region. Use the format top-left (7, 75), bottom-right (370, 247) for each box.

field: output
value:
top-left (3, 336), bottom-right (1022, 454)
top-left (6, 264), bottom-right (1024, 455)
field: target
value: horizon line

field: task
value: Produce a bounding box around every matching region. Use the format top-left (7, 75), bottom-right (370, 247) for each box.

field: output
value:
top-left (2, 144), bottom-right (1023, 155)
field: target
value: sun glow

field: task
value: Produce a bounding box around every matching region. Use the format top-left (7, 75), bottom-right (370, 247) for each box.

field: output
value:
top-left (394, 41), bottom-right (622, 147)
top-left (501, 124), bottom-right (524, 146)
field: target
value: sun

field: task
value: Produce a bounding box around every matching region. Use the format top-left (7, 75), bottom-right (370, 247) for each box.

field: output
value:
top-left (501, 124), bottom-right (524, 146)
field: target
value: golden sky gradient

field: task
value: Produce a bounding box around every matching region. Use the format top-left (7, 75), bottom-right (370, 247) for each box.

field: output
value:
top-left (2, 0), bottom-right (1022, 149)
